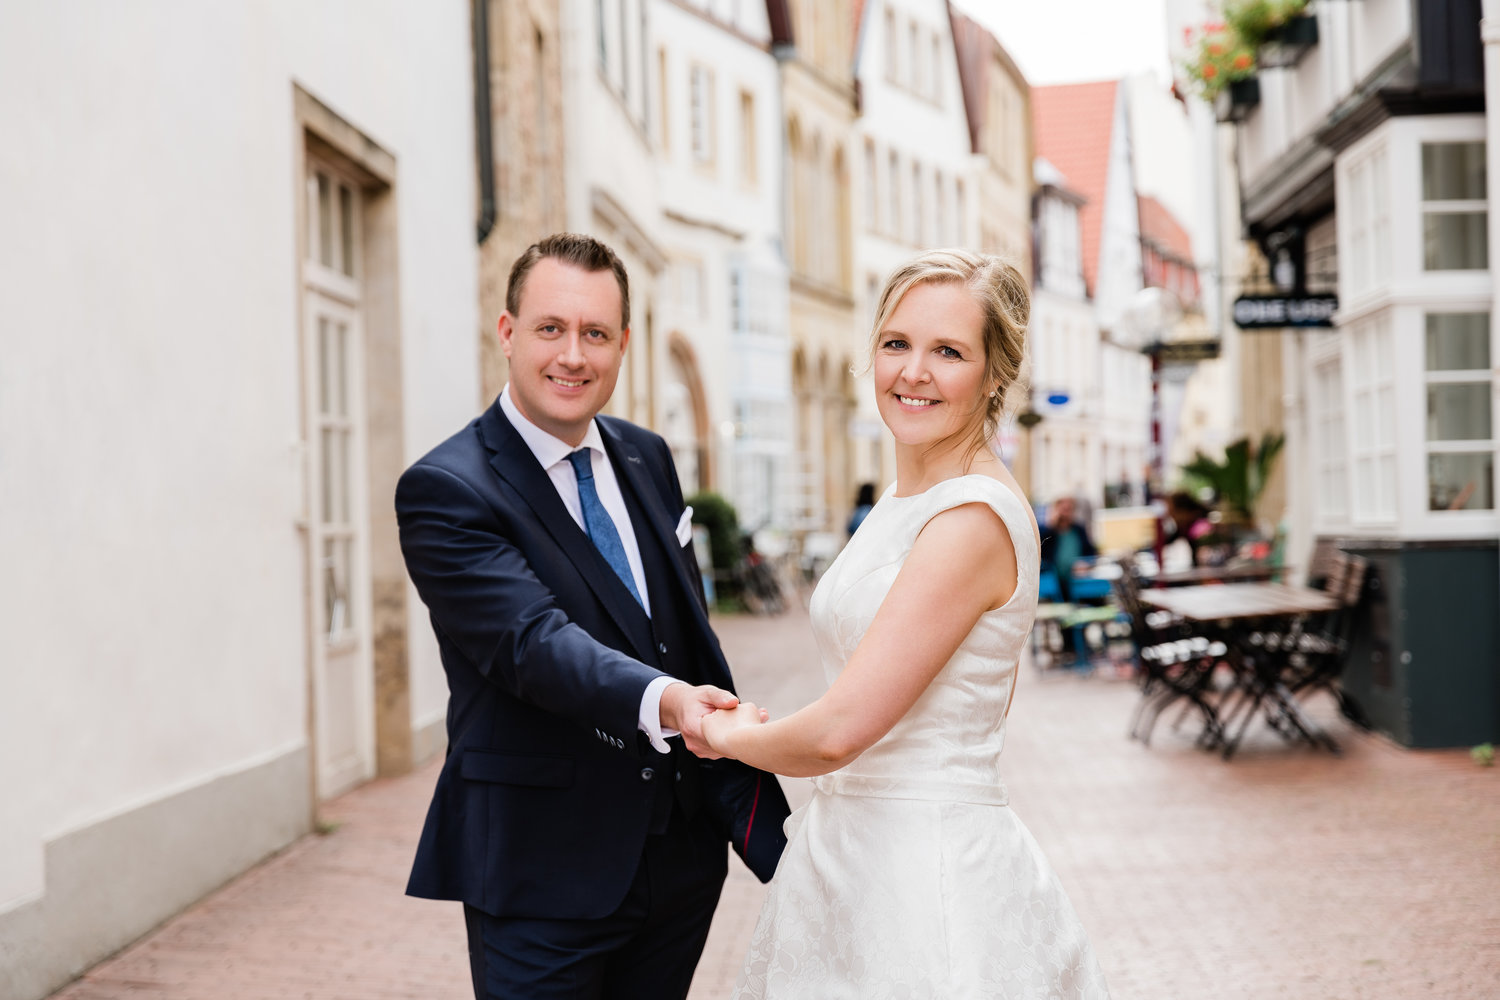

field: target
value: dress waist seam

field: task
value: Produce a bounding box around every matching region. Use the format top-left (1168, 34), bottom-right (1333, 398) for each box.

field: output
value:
top-left (812, 773), bottom-right (1010, 807)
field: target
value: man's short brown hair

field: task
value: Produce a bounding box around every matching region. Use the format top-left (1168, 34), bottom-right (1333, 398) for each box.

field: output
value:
top-left (506, 233), bottom-right (631, 330)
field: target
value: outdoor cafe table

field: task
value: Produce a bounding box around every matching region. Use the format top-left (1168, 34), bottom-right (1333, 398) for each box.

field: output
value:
top-left (1144, 563), bottom-right (1283, 587)
top-left (1136, 583), bottom-right (1342, 757)
top-left (1137, 582), bottom-right (1339, 620)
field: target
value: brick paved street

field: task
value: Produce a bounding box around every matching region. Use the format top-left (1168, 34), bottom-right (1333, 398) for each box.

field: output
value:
top-left (49, 605), bottom-right (1500, 999)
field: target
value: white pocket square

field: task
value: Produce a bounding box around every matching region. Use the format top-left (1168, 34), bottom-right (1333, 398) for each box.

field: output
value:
top-left (676, 507), bottom-right (694, 546)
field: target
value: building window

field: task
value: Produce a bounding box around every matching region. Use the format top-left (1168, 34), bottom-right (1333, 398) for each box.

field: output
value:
top-left (1313, 357), bottom-right (1348, 522)
top-left (596, 0), bottom-right (608, 71)
top-left (689, 64), bottom-right (715, 167)
top-left (911, 162), bottom-right (924, 245)
top-left (1344, 145), bottom-right (1390, 298)
top-left (884, 9), bottom-right (897, 82)
top-left (1424, 312), bottom-right (1494, 510)
top-left (834, 145), bottom-right (851, 290)
top-left (955, 178), bottom-right (966, 246)
top-left (658, 46), bottom-right (670, 153)
top-left (889, 150), bottom-right (901, 240)
top-left (1421, 142), bottom-right (1487, 271)
top-left (739, 90), bottom-right (757, 188)
top-left (933, 169), bottom-right (946, 245)
top-left (930, 31), bottom-right (942, 104)
top-left (908, 20), bottom-right (920, 94)
top-left (618, 0), bottom-right (632, 102)
top-left (1348, 312), bottom-right (1398, 521)
top-left (864, 138), bottom-right (878, 232)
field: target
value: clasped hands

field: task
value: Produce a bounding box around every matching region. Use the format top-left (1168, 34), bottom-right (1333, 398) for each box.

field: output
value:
top-left (659, 682), bottom-right (767, 759)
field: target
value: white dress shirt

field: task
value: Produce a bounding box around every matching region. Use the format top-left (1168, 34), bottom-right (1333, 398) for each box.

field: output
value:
top-left (499, 387), bottom-right (682, 753)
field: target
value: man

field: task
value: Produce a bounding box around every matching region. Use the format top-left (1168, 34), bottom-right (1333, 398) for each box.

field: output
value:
top-left (1039, 495), bottom-right (1098, 604)
top-left (397, 233), bottom-right (790, 999)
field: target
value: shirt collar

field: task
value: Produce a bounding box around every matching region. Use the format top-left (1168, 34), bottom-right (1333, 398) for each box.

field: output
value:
top-left (499, 385), bottom-right (605, 471)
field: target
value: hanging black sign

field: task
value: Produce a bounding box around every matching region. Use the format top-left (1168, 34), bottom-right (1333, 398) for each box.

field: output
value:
top-left (1232, 294), bottom-right (1338, 329)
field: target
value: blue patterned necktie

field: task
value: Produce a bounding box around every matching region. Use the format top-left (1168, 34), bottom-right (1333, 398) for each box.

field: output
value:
top-left (567, 449), bottom-right (643, 607)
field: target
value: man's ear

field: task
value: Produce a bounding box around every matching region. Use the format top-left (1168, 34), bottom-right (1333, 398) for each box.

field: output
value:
top-left (497, 312), bottom-right (515, 358)
top-left (619, 326), bottom-right (631, 354)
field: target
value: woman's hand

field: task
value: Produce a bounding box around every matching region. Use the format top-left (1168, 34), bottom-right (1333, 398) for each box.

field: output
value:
top-left (700, 701), bottom-right (766, 757)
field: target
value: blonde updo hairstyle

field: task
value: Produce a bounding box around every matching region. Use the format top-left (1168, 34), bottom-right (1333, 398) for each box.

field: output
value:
top-left (867, 248), bottom-right (1031, 457)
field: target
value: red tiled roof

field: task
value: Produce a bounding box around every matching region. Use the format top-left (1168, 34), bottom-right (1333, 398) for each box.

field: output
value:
top-left (1032, 80), bottom-right (1118, 298)
top-left (1136, 194), bottom-right (1193, 264)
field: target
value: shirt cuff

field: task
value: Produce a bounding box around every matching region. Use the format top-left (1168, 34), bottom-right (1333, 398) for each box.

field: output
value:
top-left (639, 676), bottom-right (686, 754)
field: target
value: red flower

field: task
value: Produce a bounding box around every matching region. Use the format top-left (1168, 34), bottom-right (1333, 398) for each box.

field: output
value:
top-left (1208, 42), bottom-right (1226, 55)
top-left (1202, 64), bottom-right (1218, 79)
top-left (1232, 53), bottom-right (1252, 70)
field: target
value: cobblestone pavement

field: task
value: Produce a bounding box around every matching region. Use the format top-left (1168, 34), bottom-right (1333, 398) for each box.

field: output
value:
top-left (50, 605), bottom-right (1500, 999)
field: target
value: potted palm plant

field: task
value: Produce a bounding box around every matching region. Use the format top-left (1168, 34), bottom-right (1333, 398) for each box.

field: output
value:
top-left (1179, 432), bottom-right (1286, 541)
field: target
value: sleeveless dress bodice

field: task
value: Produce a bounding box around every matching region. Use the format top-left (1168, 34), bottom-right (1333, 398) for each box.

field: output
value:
top-left (734, 475), bottom-right (1111, 999)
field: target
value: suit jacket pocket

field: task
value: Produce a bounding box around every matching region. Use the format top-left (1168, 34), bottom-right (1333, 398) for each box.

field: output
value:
top-left (461, 749), bottom-right (575, 787)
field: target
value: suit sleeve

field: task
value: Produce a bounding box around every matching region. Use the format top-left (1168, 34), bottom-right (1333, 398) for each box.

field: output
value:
top-left (396, 460), bottom-right (665, 748)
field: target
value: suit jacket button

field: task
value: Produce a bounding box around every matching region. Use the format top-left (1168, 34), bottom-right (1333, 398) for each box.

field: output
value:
top-left (658, 642), bottom-right (667, 655)
top-left (640, 767), bottom-right (655, 782)
top-left (675, 771), bottom-right (682, 782)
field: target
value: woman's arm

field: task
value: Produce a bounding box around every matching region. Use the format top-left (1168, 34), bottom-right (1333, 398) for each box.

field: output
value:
top-left (702, 500), bottom-right (1019, 776)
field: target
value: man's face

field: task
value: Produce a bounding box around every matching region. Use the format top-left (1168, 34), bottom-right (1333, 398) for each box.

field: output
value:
top-left (499, 258), bottom-right (629, 446)
top-left (1052, 498), bottom-right (1076, 525)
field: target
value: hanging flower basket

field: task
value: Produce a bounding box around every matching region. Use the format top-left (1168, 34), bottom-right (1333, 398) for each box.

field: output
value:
top-left (1259, 13), bottom-right (1319, 68)
top-left (1182, 23), bottom-right (1258, 102)
top-left (1214, 77), bottom-right (1261, 123)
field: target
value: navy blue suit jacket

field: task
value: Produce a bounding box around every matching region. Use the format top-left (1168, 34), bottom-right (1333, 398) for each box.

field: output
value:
top-left (397, 399), bottom-right (787, 920)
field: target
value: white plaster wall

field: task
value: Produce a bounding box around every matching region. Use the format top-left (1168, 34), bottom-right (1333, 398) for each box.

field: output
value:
top-left (1352, 0), bottom-right (1412, 84)
top-left (1095, 88), bottom-right (1145, 333)
top-left (563, 0), bottom-right (662, 241)
top-left (1127, 72), bottom-right (1200, 245)
top-left (853, 0), bottom-right (978, 482)
top-left (0, 1), bottom-right (477, 910)
top-left (654, 0), bottom-right (787, 475)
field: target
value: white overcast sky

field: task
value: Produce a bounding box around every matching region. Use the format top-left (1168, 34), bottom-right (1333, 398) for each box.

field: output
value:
top-left (948, 0), bottom-right (1174, 86)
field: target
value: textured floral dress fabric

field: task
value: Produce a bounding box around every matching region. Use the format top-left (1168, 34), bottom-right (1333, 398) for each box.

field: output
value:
top-left (734, 476), bottom-right (1111, 999)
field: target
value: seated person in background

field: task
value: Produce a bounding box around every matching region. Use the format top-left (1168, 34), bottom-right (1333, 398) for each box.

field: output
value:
top-left (1039, 495), bottom-right (1098, 603)
top-left (1165, 491), bottom-right (1214, 566)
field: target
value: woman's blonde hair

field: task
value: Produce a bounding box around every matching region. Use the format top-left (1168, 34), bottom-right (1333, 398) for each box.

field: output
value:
top-left (866, 248), bottom-right (1031, 454)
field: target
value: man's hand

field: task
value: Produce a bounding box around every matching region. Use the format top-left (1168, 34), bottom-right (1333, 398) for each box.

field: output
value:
top-left (660, 683), bottom-right (740, 758)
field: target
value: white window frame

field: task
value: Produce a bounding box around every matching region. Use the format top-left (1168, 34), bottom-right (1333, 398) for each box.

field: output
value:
top-left (1422, 309), bottom-right (1494, 514)
top-left (883, 9), bottom-right (898, 83)
top-left (911, 162), bottom-right (924, 246)
top-left (1420, 140), bottom-right (1488, 273)
top-left (1309, 338), bottom-right (1349, 528)
top-left (1345, 310), bottom-right (1399, 526)
top-left (689, 62), bottom-right (716, 168)
top-left (738, 88), bottom-right (757, 189)
top-left (888, 150), bottom-right (902, 241)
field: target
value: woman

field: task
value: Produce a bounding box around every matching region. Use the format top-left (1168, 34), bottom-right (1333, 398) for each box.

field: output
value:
top-left (703, 249), bottom-right (1111, 998)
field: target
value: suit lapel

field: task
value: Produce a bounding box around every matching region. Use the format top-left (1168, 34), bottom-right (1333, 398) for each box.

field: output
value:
top-left (478, 403), bottom-right (656, 662)
top-left (602, 423), bottom-right (727, 683)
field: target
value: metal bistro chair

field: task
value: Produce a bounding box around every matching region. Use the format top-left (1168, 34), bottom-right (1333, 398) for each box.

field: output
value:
top-left (1117, 561), bottom-right (1228, 747)
top-left (1281, 552), bottom-right (1372, 731)
top-left (1218, 552), bottom-right (1368, 757)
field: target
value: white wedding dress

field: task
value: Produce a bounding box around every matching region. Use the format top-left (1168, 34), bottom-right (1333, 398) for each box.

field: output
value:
top-left (734, 475), bottom-right (1111, 999)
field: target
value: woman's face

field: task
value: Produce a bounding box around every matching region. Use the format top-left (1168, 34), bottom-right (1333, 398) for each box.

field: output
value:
top-left (873, 281), bottom-right (989, 451)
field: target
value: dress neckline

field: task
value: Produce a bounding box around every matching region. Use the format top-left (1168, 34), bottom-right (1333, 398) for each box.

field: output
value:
top-left (887, 473), bottom-right (1025, 510)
